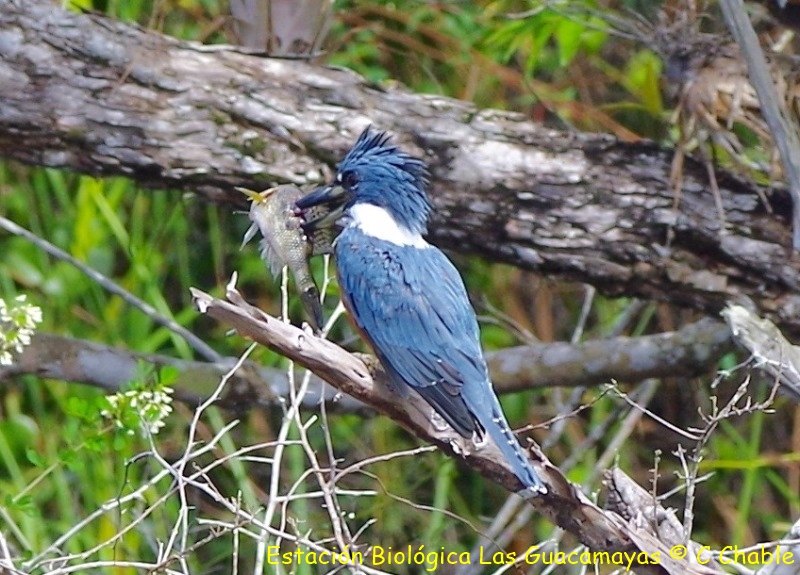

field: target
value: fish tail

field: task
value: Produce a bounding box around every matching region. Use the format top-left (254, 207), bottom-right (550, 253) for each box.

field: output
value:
top-left (299, 285), bottom-right (324, 333)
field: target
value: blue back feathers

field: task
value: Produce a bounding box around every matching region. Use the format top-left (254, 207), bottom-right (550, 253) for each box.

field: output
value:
top-left (336, 128), bottom-right (432, 235)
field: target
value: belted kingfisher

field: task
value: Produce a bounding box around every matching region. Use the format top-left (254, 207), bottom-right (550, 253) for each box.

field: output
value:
top-left (297, 128), bottom-right (547, 497)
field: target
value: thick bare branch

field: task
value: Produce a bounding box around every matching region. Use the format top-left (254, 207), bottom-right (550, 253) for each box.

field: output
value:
top-left (1, 317), bottom-right (731, 411)
top-left (191, 284), bottom-right (724, 573)
top-left (0, 1), bottom-right (799, 335)
top-left (604, 468), bottom-right (721, 573)
top-left (0, 332), bottom-right (364, 412)
top-left (487, 318), bottom-right (732, 392)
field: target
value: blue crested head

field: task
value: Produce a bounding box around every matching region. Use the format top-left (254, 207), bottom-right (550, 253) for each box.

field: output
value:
top-left (332, 128), bottom-right (432, 235)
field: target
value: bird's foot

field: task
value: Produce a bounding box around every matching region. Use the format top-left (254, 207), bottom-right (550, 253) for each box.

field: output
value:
top-left (429, 410), bottom-right (450, 432)
top-left (449, 437), bottom-right (472, 458)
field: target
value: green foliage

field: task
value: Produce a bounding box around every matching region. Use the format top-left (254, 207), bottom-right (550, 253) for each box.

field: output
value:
top-left (481, 4), bottom-right (608, 75)
top-left (100, 365), bottom-right (176, 436)
top-left (623, 49), bottom-right (664, 116)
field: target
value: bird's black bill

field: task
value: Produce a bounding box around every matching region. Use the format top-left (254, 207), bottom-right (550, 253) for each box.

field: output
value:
top-left (295, 184), bottom-right (347, 210)
top-left (295, 184), bottom-right (348, 235)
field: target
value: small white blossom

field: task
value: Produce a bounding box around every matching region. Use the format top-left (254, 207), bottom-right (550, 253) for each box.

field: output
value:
top-left (102, 386), bottom-right (174, 436)
top-left (0, 295), bottom-right (42, 365)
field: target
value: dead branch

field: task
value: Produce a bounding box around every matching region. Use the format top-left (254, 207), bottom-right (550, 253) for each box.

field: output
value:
top-left (1, 317), bottom-right (733, 412)
top-left (0, 332), bottom-right (363, 412)
top-left (604, 468), bottom-right (721, 572)
top-left (191, 282), bottom-right (724, 573)
top-left (487, 317), bottom-right (732, 392)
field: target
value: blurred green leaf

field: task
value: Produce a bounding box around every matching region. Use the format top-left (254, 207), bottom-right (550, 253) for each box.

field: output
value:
top-left (624, 50), bottom-right (664, 116)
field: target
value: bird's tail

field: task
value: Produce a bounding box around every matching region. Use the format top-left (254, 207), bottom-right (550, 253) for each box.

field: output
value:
top-left (479, 397), bottom-right (547, 498)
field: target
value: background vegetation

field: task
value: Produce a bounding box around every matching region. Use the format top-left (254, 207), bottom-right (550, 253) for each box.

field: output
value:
top-left (0, 0), bottom-right (794, 573)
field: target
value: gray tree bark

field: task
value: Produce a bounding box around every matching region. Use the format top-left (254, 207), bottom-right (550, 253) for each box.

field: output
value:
top-left (0, 0), bottom-right (798, 336)
top-left (2, 318), bottom-right (731, 409)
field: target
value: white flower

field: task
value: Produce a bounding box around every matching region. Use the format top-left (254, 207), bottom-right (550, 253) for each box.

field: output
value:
top-left (101, 386), bottom-right (175, 436)
top-left (0, 295), bottom-right (42, 365)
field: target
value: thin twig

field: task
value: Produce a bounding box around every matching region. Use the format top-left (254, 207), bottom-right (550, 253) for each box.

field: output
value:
top-left (0, 215), bottom-right (221, 362)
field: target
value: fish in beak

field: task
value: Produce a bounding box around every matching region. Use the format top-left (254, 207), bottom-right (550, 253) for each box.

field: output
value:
top-left (294, 184), bottom-right (348, 237)
top-left (239, 185), bottom-right (329, 332)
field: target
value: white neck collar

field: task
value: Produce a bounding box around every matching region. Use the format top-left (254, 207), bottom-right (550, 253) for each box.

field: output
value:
top-left (348, 204), bottom-right (429, 248)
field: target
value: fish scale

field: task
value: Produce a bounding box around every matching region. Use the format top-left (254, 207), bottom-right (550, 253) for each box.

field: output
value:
top-left (240, 185), bottom-right (333, 332)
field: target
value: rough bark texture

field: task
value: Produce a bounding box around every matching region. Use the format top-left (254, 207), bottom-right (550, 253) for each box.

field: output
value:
top-left (604, 468), bottom-right (721, 573)
top-left (488, 317), bottom-right (732, 392)
top-left (0, 0), bottom-right (798, 335)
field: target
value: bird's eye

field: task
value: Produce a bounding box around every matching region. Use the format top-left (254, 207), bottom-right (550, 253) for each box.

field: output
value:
top-left (338, 170), bottom-right (360, 189)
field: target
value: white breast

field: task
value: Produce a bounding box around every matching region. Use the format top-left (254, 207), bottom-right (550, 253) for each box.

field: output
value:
top-left (349, 204), bottom-right (430, 248)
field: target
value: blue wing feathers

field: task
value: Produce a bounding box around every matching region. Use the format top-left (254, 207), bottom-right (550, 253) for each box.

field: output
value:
top-left (336, 229), bottom-right (481, 434)
top-left (336, 227), bottom-right (545, 493)
top-left (311, 127), bottom-right (545, 494)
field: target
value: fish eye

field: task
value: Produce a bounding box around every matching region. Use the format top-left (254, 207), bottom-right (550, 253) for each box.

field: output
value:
top-left (338, 170), bottom-right (360, 189)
